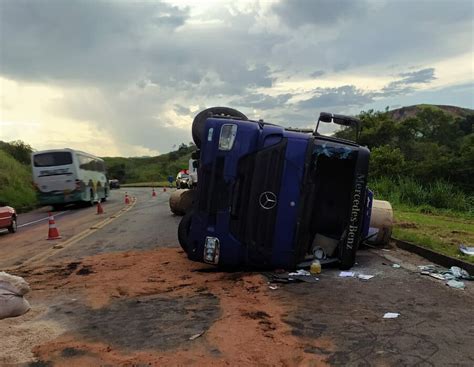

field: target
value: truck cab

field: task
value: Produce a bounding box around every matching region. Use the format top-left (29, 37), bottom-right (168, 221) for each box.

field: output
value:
top-left (179, 107), bottom-right (372, 270)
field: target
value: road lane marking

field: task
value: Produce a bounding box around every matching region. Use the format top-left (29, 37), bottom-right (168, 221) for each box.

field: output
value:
top-left (20, 198), bottom-right (138, 267)
top-left (18, 211), bottom-right (68, 228)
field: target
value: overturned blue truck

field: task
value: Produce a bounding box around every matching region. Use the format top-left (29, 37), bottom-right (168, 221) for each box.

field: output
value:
top-left (178, 107), bottom-right (373, 270)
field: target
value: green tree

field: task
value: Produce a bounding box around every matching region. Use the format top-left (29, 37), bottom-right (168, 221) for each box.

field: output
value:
top-left (370, 145), bottom-right (405, 177)
top-left (0, 140), bottom-right (33, 165)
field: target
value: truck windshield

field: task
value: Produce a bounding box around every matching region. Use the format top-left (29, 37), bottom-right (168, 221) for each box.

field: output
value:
top-left (33, 152), bottom-right (73, 167)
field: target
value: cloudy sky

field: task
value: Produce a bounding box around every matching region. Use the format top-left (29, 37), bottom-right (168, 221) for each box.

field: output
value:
top-left (0, 0), bottom-right (473, 157)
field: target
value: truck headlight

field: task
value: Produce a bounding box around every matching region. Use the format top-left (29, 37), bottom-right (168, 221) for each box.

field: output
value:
top-left (218, 124), bottom-right (237, 151)
top-left (204, 236), bottom-right (220, 264)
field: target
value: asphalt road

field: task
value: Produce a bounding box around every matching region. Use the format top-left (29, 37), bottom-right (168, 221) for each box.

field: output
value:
top-left (0, 188), bottom-right (473, 366)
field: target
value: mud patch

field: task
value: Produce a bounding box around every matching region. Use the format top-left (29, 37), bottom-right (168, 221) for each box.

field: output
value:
top-left (61, 347), bottom-right (87, 358)
top-left (243, 310), bottom-right (271, 320)
top-left (76, 265), bottom-right (93, 276)
top-left (47, 294), bottom-right (219, 351)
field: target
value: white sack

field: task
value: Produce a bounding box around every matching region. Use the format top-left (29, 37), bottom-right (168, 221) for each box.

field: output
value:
top-left (0, 272), bottom-right (31, 319)
top-left (0, 272), bottom-right (31, 295)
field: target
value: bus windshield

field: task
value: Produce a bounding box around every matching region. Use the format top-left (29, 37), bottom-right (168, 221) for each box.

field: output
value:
top-left (33, 152), bottom-right (73, 167)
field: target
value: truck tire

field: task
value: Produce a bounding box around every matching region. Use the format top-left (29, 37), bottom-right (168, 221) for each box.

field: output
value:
top-left (192, 107), bottom-right (248, 148)
top-left (178, 210), bottom-right (193, 253)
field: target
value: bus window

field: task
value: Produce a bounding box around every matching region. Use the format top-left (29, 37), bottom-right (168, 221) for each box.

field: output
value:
top-left (78, 155), bottom-right (105, 172)
top-left (34, 152), bottom-right (73, 167)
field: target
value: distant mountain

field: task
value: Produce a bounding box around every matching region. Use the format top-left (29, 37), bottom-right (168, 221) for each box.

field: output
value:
top-left (388, 104), bottom-right (474, 121)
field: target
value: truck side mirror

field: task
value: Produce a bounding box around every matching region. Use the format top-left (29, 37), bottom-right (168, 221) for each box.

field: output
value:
top-left (319, 112), bottom-right (332, 123)
top-left (315, 112), bottom-right (361, 142)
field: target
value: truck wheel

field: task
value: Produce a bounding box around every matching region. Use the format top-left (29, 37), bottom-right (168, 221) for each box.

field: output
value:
top-left (178, 211), bottom-right (193, 253)
top-left (8, 216), bottom-right (17, 233)
top-left (192, 107), bottom-right (248, 148)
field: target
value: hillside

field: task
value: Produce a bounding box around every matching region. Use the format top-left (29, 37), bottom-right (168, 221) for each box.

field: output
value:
top-left (388, 104), bottom-right (474, 121)
top-left (103, 143), bottom-right (196, 184)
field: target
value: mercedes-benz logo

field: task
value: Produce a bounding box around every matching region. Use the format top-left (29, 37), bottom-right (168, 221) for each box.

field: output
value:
top-left (259, 191), bottom-right (277, 210)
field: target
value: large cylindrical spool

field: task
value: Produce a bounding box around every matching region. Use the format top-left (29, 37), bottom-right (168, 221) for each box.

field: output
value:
top-left (169, 189), bottom-right (195, 216)
top-left (368, 200), bottom-right (393, 245)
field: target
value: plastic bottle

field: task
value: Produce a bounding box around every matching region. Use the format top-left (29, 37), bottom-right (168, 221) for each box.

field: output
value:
top-left (310, 260), bottom-right (321, 275)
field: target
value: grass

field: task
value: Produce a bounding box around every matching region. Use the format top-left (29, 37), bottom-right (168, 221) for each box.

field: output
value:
top-left (0, 150), bottom-right (38, 212)
top-left (392, 204), bottom-right (474, 264)
top-left (370, 176), bottom-right (473, 213)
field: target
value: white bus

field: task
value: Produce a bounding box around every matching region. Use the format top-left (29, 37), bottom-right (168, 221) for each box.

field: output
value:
top-left (31, 149), bottom-right (109, 209)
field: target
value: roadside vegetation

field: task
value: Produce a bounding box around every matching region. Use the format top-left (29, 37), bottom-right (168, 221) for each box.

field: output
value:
top-left (336, 105), bottom-right (473, 261)
top-left (0, 145), bottom-right (38, 211)
top-left (103, 143), bottom-right (196, 184)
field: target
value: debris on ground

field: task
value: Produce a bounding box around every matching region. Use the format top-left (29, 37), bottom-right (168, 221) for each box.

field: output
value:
top-left (339, 271), bottom-right (355, 277)
top-left (383, 312), bottom-right (400, 319)
top-left (0, 272), bottom-right (31, 319)
top-left (189, 332), bottom-right (204, 340)
top-left (392, 264), bottom-right (401, 268)
top-left (310, 260), bottom-right (321, 275)
top-left (446, 280), bottom-right (465, 290)
top-left (418, 264), bottom-right (473, 289)
top-left (459, 245), bottom-right (474, 256)
top-left (268, 285), bottom-right (278, 290)
top-left (358, 274), bottom-right (375, 281)
top-left (264, 270), bottom-right (319, 283)
top-left (288, 269), bottom-right (311, 277)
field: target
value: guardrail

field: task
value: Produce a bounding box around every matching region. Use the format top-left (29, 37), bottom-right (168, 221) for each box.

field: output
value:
top-left (392, 237), bottom-right (474, 274)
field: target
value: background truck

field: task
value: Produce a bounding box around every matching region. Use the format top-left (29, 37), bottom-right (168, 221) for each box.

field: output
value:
top-left (178, 107), bottom-right (373, 270)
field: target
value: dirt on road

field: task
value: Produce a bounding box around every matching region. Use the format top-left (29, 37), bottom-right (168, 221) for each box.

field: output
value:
top-left (2, 245), bottom-right (474, 366)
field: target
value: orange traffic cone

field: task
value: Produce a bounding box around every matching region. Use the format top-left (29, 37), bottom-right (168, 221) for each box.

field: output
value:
top-left (152, 188), bottom-right (157, 197)
top-left (97, 201), bottom-right (104, 214)
top-left (125, 193), bottom-right (130, 205)
top-left (47, 212), bottom-right (62, 240)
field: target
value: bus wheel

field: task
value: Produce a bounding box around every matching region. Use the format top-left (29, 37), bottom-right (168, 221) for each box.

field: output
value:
top-left (52, 204), bottom-right (64, 211)
top-left (89, 190), bottom-right (95, 206)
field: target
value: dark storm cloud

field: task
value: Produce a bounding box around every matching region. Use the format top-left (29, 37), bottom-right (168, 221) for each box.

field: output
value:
top-left (310, 70), bottom-right (325, 78)
top-left (174, 104), bottom-right (192, 116)
top-left (398, 68), bottom-right (436, 85)
top-left (270, 0), bottom-right (472, 74)
top-left (1, 0), bottom-right (472, 155)
top-left (0, 0), bottom-right (189, 84)
top-left (382, 68), bottom-right (436, 96)
top-left (231, 93), bottom-right (292, 109)
top-left (272, 0), bottom-right (365, 27)
top-left (298, 86), bottom-right (374, 109)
